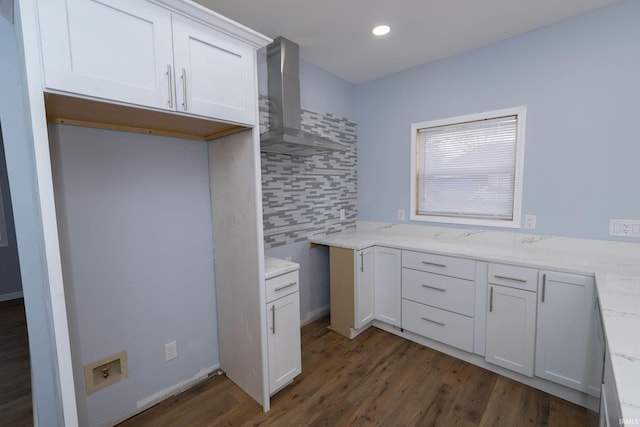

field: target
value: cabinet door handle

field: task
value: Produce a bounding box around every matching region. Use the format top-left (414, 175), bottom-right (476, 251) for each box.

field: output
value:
top-left (494, 274), bottom-right (527, 283)
top-left (271, 305), bottom-right (276, 334)
top-left (166, 64), bottom-right (174, 108)
top-left (541, 273), bottom-right (547, 302)
top-left (421, 316), bottom-right (445, 327)
top-left (181, 68), bottom-right (188, 110)
top-left (360, 252), bottom-right (364, 272)
top-left (422, 260), bottom-right (446, 268)
top-left (421, 284), bottom-right (446, 292)
top-left (274, 282), bottom-right (297, 292)
top-left (489, 286), bottom-right (494, 312)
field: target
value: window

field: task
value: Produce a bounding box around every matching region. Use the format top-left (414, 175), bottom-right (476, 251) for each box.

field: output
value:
top-left (410, 107), bottom-right (526, 228)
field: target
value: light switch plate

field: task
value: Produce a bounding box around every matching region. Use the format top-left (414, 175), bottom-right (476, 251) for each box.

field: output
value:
top-left (609, 219), bottom-right (640, 237)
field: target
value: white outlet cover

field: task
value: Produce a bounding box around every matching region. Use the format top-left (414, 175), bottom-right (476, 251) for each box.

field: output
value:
top-left (165, 341), bottom-right (177, 361)
top-left (397, 209), bottom-right (406, 221)
top-left (524, 214), bottom-right (537, 229)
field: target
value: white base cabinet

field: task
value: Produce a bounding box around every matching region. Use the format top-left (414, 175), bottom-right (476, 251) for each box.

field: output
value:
top-left (485, 263), bottom-right (538, 377)
top-left (373, 247), bottom-right (401, 327)
top-left (535, 271), bottom-right (599, 394)
top-left (266, 271), bottom-right (301, 394)
top-left (355, 248), bottom-right (374, 329)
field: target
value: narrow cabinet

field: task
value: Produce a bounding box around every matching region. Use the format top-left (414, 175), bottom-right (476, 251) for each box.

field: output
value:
top-left (329, 246), bottom-right (374, 338)
top-left (535, 271), bottom-right (600, 394)
top-left (485, 263), bottom-right (538, 376)
top-left (355, 247), bottom-right (374, 329)
top-left (266, 271), bottom-right (301, 394)
top-left (36, 0), bottom-right (257, 125)
top-left (373, 247), bottom-right (401, 327)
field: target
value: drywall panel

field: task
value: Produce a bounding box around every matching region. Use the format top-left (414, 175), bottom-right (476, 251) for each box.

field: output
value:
top-left (209, 129), bottom-right (268, 408)
top-left (49, 124), bottom-right (219, 427)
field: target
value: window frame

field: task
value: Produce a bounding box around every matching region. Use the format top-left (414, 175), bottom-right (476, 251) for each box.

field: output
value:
top-left (410, 106), bottom-right (527, 228)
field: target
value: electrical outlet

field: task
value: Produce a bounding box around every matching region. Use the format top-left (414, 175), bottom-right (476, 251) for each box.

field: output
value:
top-left (397, 209), bottom-right (406, 221)
top-left (524, 214), bottom-right (537, 230)
top-left (165, 341), bottom-right (177, 361)
top-left (339, 208), bottom-right (346, 221)
top-left (609, 219), bottom-right (640, 237)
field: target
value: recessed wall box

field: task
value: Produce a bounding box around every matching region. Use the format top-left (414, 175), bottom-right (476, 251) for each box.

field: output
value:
top-left (84, 351), bottom-right (128, 394)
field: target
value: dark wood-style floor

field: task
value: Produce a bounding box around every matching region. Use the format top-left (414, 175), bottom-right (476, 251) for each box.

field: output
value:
top-left (121, 317), bottom-right (597, 427)
top-left (0, 298), bottom-right (33, 426)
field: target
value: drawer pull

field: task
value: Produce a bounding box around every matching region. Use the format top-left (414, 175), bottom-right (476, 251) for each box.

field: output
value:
top-left (421, 284), bottom-right (446, 292)
top-left (271, 305), bottom-right (276, 334)
top-left (494, 274), bottom-right (527, 283)
top-left (422, 260), bottom-right (446, 268)
top-left (421, 316), bottom-right (446, 327)
top-left (490, 286), bottom-right (494, 312)
top-left (274, 282), bottom-right (297, 292)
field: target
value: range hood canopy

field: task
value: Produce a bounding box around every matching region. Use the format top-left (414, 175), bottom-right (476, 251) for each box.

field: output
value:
top-left (260, 37), bottom-right (348, 156)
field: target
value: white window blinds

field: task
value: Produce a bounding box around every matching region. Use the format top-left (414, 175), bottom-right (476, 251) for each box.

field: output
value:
top-left (417, 115), bottom-right (518, 220)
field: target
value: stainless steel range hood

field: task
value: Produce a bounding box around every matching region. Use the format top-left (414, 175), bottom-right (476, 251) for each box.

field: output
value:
top-left (260, 37), bottom-right (348, 156)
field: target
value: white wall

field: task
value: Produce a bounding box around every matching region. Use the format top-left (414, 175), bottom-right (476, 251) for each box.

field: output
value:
top-left (49, 124), bottom-right (219, 426)
top-left (356, 1), bottom-right (640, 241)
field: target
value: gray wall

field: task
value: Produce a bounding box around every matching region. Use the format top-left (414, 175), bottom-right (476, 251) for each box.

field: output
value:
top-left (49, 124), bottom-right (219, 426)
top-left (0, 128), bottom-right (22, 299)
top-left (356, 0), bottom-right (640, 242)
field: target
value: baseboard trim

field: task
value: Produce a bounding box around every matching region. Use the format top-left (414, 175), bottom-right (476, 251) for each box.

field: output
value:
top-left (301, 305), bottom-right (329, 327)
top-left (108, 364), bottom-right (220, 426)
top-left (0, 291), bottom-right (23, 303)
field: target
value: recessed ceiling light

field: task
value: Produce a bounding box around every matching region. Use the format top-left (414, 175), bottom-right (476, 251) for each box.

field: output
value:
top-left (372, 25), bottom-right (390, 36)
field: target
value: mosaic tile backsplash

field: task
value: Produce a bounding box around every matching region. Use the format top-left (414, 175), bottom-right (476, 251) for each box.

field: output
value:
top-left (259, 97), bottom-right (357, 248)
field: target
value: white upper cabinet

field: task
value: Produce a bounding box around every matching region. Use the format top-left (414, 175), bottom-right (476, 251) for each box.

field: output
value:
top-left (172, 15), bottom-right (255, 124)
top-left (36, 0), bottom-right (257, 125)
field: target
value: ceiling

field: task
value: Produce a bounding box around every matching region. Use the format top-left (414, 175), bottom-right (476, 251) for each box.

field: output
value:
top-left (196, 0), bottom-right (621, 84)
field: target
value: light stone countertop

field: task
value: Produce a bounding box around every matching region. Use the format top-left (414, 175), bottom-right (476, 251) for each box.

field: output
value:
top-left (265, 256), bottom-right (300, 280)
top-left (309, 221), bottom-right (640, 421)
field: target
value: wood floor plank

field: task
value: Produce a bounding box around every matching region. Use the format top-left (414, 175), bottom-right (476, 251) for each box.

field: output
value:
top-left (0, 299), bottom-right (32, 426)
top-left (119, 317), bottom-right (597, 427)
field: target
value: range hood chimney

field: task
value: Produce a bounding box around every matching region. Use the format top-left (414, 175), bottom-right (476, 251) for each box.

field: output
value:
top-left (260, 37), bottom-right (348, 156)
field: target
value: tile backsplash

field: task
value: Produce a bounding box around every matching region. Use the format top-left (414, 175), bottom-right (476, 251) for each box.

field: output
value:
top-left (259, 97), bottom-right (357, 248)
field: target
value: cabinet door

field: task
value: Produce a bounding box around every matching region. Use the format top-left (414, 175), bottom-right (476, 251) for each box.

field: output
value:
top-left (37, 0), bottom-right (175, 110)
top-left (535, 272), bottom-right (596, 393)
top-left (374, 247), bottom-right (401, 327)
top-left (485, 284), bottom-right (536, 376)
top-left (355, 248), bottom-right (374, 329)
top-left (267, 292), bottom-right (301, 394)
top-left (172, 14), bottom-right (256, 125)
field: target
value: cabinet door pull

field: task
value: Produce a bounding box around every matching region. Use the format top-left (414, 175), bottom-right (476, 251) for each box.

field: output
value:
top-left (274, 282), bottom-right (297, 292)
top-left (489, 286), bottom-right (494, 312)
top-left (360, 252), bottom-right (364, 272)
top-left (422, 260), bottom-right (446, 268)
top-left (166, 64), bottom-right (174, 108)
top-left (494, 274), bottom-right (527, 283)
top-left (541, 273), bottom-right (547, 302)
top-left (181, 68), bottom-right (188, 110)
top-left (271, 305), bottom-right (276, 334)
top-left (421, 284), bottom-right (446, 292)
top-left (421, 316), bottom-right (445, 327)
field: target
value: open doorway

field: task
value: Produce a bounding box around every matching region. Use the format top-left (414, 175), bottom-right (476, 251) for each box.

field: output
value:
top-left (0, 123), bottom-right (32, 424)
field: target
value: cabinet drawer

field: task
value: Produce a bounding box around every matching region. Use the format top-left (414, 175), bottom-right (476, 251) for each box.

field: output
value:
top-left (488, 263), bottom-right (538, 292)
top-left (402, 269), bottom-right (475, 317)
top-left (402, 299), bottom-right (474, 353)
top-left (402, 250), bottom-right (475, 280)
top-left (266, 271), bottom-right (299, 303)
